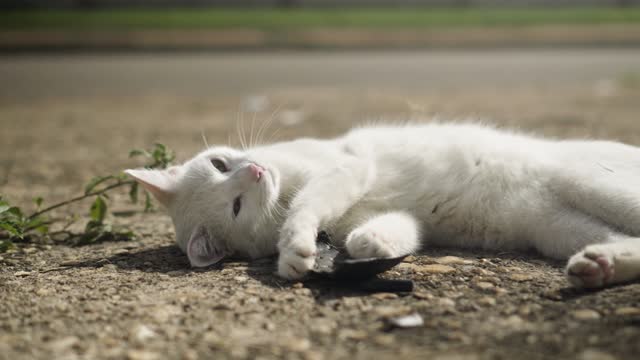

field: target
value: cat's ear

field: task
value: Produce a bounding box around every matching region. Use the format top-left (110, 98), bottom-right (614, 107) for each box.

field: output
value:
top-left (187, 226), bottom-right (227, 267)
top-left (124, 166), bottom-right (181, 207)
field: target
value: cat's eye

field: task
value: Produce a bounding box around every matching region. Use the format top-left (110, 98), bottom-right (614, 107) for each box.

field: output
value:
top-left (211, 159), bottom-right (228, 172)
top-left (233, 196), bottom-right (242, 217)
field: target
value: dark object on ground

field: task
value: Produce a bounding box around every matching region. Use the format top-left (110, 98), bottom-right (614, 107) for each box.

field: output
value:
top-left (310, 231), bottom-right (413, 293)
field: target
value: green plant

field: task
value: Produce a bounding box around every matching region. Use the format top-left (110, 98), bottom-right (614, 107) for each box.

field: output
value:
top-left (0, 143), bottom-right (175, 251)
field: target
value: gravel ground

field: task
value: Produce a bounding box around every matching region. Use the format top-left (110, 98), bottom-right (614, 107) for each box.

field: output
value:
top-left (1, 51), bottom-right (640, 360)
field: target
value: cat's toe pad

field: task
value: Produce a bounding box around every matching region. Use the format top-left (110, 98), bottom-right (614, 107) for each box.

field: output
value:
top-left (277, 246), bottom-right (316, 280)
top-left (346, 229), bottom-right (395, 259)
top-left (566, 247), bottom-right (615, 288)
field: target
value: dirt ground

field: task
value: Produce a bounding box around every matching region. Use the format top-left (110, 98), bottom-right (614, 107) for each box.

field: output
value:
top-left (1, 50), bottom-right (640, 360)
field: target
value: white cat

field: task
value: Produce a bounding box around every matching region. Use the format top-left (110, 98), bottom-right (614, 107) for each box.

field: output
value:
top-left (126, 123), bottom-right (640, 288)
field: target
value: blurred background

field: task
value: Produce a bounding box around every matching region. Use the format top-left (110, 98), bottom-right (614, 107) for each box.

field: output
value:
top-left (1, 1), bottom-right (640, 203)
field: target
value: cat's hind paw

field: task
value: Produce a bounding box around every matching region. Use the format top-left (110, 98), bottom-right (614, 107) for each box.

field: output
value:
top-left (566, 246), bottom-right (615, 288)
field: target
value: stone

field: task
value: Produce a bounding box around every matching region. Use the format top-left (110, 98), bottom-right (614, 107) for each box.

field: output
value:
top-left (127, 350), bottom-right (160, 360)
top-left (579, 349), bottom-right (617, 360)
top-left (284, 338), bottom-right (311, 352)
top-left (48, 336), bottom-right (79, 352)
top-left (477, 296), bottom-right (496, 307)
top-left (371, 292), bottom-right (399, 300)
top-left (374, 306), bottom-right (412, 318)
top-left (438, 298), bottom-right (456, 307)
top-left (474, 281), bottom-right (495, 291)
top-left (433, 353), bottom-right (479, 360)
top-left (435, 256), bottom-right (473, 265)
top-left (413, 291), bottom-right (434, 300)
top-left (338, 329), bottom-right (368, 341)
top-left (23, 247), bottom-right (38, 254)
top-left (420, 264), bottom-right (457, 274)
top-left (388, 313), bottom-right (424, 328)
top-left (508, 273), bottom-right (534, 282)
top-left (35, 288), bottom-right (51, 296)
top-left (572, 309), bottom-right (601, 321)
top-left (130, 324), bottom-right (156, 343)
top-left (373, 334), bottom-right (395, 346)
top-left (614, 307), bottom-right (640, 316)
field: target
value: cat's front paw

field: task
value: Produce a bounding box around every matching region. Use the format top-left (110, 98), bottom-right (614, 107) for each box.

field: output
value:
top-left (346, 227), bottom-right (396, 259)
top-left (566, 245), bottom-right (615, 288)
top-left (277, 226), bottom-right (317, 280)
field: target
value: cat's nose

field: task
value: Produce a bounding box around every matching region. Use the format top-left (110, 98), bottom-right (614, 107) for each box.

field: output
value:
top-left (248, 163), bottom-right (264, 181)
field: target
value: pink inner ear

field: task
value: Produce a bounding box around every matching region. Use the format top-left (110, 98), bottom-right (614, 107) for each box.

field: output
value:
top-left (187, 231), bottom-right (225, 267)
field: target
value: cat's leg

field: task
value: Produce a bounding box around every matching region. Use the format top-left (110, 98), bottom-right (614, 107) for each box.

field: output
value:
top-left (566, 236), bottom-right (640, 288)
top-left (277, 141), bottom-right (376, 279)
top-left (552, 159), bottom-right (640, 237)
top-left (345, 212), bottom-right (421, 259)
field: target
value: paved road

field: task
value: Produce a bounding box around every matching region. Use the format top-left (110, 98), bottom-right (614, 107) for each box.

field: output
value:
top-left (1, 49), bottom-right (640, 99)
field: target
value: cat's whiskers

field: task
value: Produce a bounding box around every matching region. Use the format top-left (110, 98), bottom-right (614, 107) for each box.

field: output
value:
top-left (255, 102), bottom-right (284, 146)
top-left (249, 110), bottom-right (258, 148)
top-left (236, 110), bottom-right (248, 151)
top-left (200, 130), bottom-right (210, 150)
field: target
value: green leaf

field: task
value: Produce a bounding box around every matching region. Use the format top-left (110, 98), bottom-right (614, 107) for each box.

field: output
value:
top-left (0, 204), bottom-right (10, 215)
top-left (35, 225), bottom-right (49, 235)
top-left (84, 175), bottom-right (115, 195)
top-left (151, 143), bottom-right (175, 169)
top-left (34, 196), bottom-right (43, 209)
top-left (129, 149), bottom-right (150, 158)
top-left (129, 182), bottom-right (138, 204)
top-left (144, 191), bottom-right (153, 212)
top-left (0, 223), bottom-right (22, 239)
top-left (24, 217), bottom-right (44, 230)
top-left (84, 219), bottom-right (102, 232)
top-left (7, 206), bottom-right (23, 218)
top-left (89, 196), bottom-right (107, 224)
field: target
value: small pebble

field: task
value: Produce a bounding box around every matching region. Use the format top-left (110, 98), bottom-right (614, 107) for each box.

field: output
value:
top-left (435, 256), bottom-right (473, 265)
top-left (338, 329), bottom-right (368, 341)
top-left (284, 338), bottom-right (311, 352)
top-left (438, 298), bottom-right (456, 307)
top-left (374, 305), bottom-right (411, 318)
top-left (572, 309), bottom-right (601, 321)
top-left (373, 334), bottom-right (395, 346)
top-left (130, 324), bottom-right (156, 343)
top-left (419, 264), bottom-right (456, 274)
top-left (388, 313), bottom-right (424, 328)
top-left (477, 296), bottom-right (496, 307)
top-left (579, 349), bottom-right (617, 360)
top-left (371, 292), bottom-right (399, 300)
top-left (413, 291), bottom-right (433, 300)
top-left (35, 288), bottom-right (51, 296)
top-left (508, 273), bottom-right (534, 282)
top-left (614, 307), bottom-right (640, 316)
top-left (23, 247), bottom-right (38, 254)
top-left (474, 281), bottom-right (495, 291)
top-left (127, 350), bottom-right (160, 360)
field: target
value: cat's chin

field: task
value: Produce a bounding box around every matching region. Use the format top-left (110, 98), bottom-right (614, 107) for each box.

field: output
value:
top-left (261, 167), bottom-right (280, 206)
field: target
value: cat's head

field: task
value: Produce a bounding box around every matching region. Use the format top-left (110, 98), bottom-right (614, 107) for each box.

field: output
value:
top-left (126, 146), bottom-right (281, 267)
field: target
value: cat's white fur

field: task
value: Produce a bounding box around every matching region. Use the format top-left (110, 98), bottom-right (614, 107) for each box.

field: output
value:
top-left (126, 123), bottom-right (640, 288)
